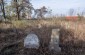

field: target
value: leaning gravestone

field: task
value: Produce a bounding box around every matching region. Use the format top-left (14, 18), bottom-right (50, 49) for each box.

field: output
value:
top-left (24, 34), bottom-right (40, 49)
top-left (49, 29), bottom-right (61, 52)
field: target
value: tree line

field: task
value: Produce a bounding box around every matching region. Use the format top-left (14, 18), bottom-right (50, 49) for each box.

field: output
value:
top-left (0, 0), bottom-right (52, 20)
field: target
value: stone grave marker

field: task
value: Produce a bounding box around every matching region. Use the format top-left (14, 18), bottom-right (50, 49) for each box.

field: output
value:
top-left (24, 34), bottom-right (40, 49)
top-left (49, 29), bottom-right (61, 52)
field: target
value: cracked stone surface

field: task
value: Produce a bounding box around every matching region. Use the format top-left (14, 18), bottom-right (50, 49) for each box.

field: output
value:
top-left (49, 29), bottom-right (61, 52)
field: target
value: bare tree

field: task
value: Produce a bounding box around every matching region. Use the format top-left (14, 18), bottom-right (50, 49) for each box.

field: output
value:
top-left (11, 0), bottom-right (33, 19)
top-left (0, 0), bottom-right (6, 19)
top-left (77, 10), bottom-right (85, 20)
top-left (12, 0), bottom-right (20, 20)
top-left (33, 6), bottom-right (48, 18)
top-left (81, 9), bottom-right (85, 17)
top-left (20, 0), bottom-right (33, 19)
top-left (69, 9), bottom-right (74, 16)
top-left (0, 0), bottom-right (2, 13)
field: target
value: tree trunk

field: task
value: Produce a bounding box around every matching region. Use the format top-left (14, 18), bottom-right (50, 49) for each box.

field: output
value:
top-left (16, 6), bottom-right (20, 20)
top-left (1, 0), bottom-right (6, 20)
top-left (15, 0), bottom-right (20, 20)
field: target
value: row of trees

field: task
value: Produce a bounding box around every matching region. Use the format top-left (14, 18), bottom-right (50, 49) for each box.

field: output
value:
top-left (0, 0), bottom-right (52, 20)
top-left (54, 8), bottom-right (85, 18)
top-left (68, 9), bottom-right (85, 16)
top-left (0, 0), bottom-right (33, 20)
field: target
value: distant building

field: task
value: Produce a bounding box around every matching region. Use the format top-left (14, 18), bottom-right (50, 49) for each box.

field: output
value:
top-left (65, 16), bottom-right (79, 20)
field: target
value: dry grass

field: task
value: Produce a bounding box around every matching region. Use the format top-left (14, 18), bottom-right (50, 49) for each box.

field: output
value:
top-left (0, 18), bottom-right (85, 42)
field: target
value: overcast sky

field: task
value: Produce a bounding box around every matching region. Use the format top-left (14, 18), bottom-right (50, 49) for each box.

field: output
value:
top-left (31, 0), bottom-right (85, 15)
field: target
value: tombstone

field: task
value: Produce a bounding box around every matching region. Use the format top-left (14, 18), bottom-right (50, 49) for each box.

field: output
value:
top-left (49, 29), bottom-right (61, 52)
top-left (24, 34), bottom-right (40, 49)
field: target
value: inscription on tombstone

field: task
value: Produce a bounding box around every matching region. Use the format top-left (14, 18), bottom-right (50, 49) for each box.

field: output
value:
top-left (24, 34), bottom-right (39, 49)
top-left (49, 29), bottom-right (61, 52)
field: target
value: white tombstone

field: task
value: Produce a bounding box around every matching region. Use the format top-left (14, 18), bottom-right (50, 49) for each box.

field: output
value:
top-left (24, 34), bottom-right (40, 49)
top-left (49, 29), bottom-right (61, 52)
